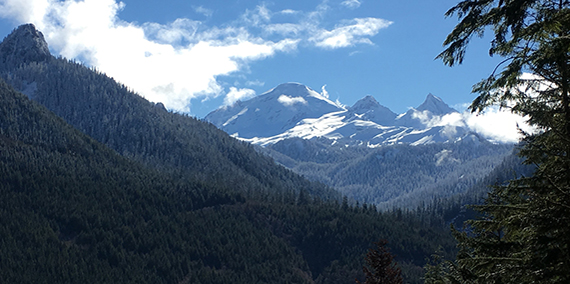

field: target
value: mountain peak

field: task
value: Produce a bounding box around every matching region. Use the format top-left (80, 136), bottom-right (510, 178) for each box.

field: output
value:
top-left (272, 82), bottom-right (310, 92)
top-left (270, 82), bottom-right (330, 101)
top-left (351, 95), bottom-right (380, 110)
top-left (416, 93), bottom-right (456, 115)
top-left (0, 24), bottom-right (51, 69)
top-left (348, 95), bottom-right (396, 125)
top-left (205, 83), bottom-right (344, 138)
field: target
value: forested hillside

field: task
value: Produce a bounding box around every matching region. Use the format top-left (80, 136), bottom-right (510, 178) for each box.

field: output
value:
top-left (0, 24), bottom-right (338, 201)
top-left (0, 77), bottom-right (456, 283)
top-left (260, 136), bottom-right (514, 209)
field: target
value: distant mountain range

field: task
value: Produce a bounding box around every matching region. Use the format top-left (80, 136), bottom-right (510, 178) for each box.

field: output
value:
top-left (205, 82), bottom-right (474, 147)
top-left (205, 83), bottom-right (522, 210)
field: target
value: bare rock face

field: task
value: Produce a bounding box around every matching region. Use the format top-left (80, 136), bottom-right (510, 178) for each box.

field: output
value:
top-left (0, 24), bottom-right (51, 69)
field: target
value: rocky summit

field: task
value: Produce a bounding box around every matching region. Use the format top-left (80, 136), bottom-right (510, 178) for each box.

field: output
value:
top-left (0, 24), bottom-right (50, 69)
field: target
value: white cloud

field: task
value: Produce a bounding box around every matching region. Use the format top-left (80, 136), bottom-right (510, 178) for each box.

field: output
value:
top-left (0, 0), bottom-right (392, 113)
top-left (311, 18), bottom-right (392, 48)
top-left (309, 1), bottom-right (330, 23)
top-left (264, 23), bottom-right (303, 36)
top-left (143, 18), bottom-right (201, 45)
top-left (418, 107), bottom-right (532, 143)
top-left (278, 95), bottom-right (308, 106)
top-left (265, 8), bottom-right (391, 50)
top-left (464, 107), bottom-right (533, 143)
top-left (341, 0), bottom-right (361, 9)
top-left (193, 6), bottom-right (213, 17)
top-left (0, 0), bottom-right (297, 112)
top-left (280, 9), bottom-right (299, 15)
top-left (224, 87), bottom-right (256, 105)
top-left (0, 0), bottom-right (52, 25)
top-left (452, 102), bottom-right (472, 111)
top-left (425, 112), bottom-right (466, 128)
top-left (246, 80), bottom-right (265, 87)
top-left (241, 4), bottom-right (272, 26)
top-left (321, 85), bottom-right (329, 98)
top-left (349, 50), bottom-right (362, 56)
top-left (445, 72), bottom-right (552, 143)
top-left (259, 3), bottom-right (391, 52)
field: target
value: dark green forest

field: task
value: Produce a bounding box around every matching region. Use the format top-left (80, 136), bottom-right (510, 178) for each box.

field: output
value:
top-left (0, 77), bottom-right (456, 283)
top-left (425, 0), bottom-right (570, 282)
top-left (0, 25), bottom-right (462, 283)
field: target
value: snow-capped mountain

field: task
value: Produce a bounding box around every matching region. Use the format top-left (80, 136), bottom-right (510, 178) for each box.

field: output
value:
top-left (346, 95), bottom-right (397, 125)
top-left (417, 93), bottom-right (457, 115)
top-left (394, 93), bottom-right (459, 129)
top-left (205, 83), bottom-right (473, 147)
top-left (206, 83), bottom-right (516, 210)
top-left (206, 83), bottom-right (344, 138)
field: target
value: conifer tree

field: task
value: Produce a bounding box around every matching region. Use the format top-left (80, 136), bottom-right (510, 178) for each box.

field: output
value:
top-left (357, 240), bottom-right (403, 284)
top-left (431, 0), bottom-right (570, 282)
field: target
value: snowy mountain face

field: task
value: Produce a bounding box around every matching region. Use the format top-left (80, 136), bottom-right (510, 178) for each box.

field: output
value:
top-left (205, 83), bottom-right (344, 138)
top-left (346, 95), bottom-right (397, 125)
top-left (206, 83), bottom-right (472, 147)
top-left (417, 93), bottom-right (457, 115)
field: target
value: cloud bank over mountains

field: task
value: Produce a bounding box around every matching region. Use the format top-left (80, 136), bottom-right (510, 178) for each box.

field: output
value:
top-left (0, 0), bottom-right (391, 112)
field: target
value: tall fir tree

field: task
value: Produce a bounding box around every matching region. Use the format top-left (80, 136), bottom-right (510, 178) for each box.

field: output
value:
top-left (357, 240), bottom-right (403, 284)
top-left (428, 0), bottom-right (570, 283)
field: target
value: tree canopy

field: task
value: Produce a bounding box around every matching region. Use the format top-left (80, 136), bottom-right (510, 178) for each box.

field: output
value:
top-left (428, 0), bottom-right (570, 283)
top-left (357, 240), bottom-right (403, 284)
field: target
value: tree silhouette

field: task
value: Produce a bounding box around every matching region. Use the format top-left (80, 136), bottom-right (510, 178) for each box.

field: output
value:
top-left (432, 0), bottom-right (570, 282)
top-left (357, 240), bottom-right (402, 284)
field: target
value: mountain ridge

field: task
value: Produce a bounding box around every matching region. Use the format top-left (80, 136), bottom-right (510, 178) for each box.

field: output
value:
top-left (0, 24), bottom-right (339, 200)
top-left (206, 83), bottom-right (472, 147)
top-left (205, 83), bottom-right (515, 210)
top-left (347, 95), bottom-right (397, 126)
top-left (416, 93), bottom-right (457, 115)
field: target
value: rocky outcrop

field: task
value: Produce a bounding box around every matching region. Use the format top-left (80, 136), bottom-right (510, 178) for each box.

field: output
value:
top-left (0, 24), bottom-right (50, 69)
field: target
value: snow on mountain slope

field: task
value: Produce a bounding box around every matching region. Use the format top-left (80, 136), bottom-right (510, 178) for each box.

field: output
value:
top-left (395, 94), bottom-right (459, 128)
top-left (206, 83), bottom-right (474, 147)
top-left (205, 83), bottom-right (344, 138)
top-left (417, 93), bottom-right (457, 115)
top-left (346, 95), bottom-right (397, 125)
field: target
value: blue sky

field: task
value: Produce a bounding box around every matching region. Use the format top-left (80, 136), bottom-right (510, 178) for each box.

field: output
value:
top-left (0, 0), bottom-right (532, 143)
